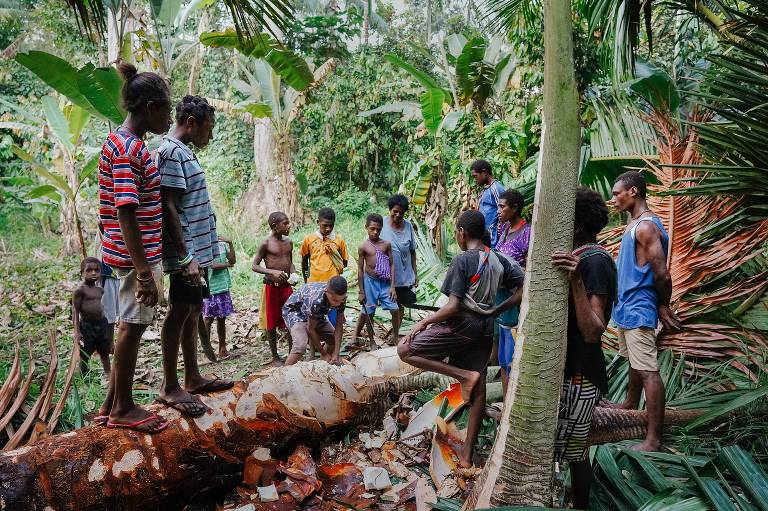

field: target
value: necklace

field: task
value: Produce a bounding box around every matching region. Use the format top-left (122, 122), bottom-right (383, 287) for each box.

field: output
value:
top-left (632, 208), bottom-right (651, 220)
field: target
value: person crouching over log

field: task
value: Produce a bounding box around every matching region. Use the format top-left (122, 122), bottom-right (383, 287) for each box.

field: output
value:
top-left (398, 210), bottom-right (524, 468)
top-left (282, 276), bottom-right (348, 365)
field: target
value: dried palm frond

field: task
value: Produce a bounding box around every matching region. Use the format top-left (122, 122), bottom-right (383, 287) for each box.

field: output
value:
top-left (600, 105), bottom-right (768, 378)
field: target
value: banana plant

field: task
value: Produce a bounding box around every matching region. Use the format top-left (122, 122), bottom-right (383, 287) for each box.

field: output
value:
top-left (200, 28), bottom-right (314, 91)
top-left (14, 51), bottom-right (125, 125)
top-left (0, 96), bottom-right (99, 258)
top-left (135, 0), bottom-right (215, 78)
top-left (207, 57), bottom-right (335, 222)
top-left (359, 33), bottom-right (516, 134)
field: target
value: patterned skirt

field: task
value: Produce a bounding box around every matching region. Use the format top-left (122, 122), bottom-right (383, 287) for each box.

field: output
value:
top-left (202, 291), bottom-right (234, 318)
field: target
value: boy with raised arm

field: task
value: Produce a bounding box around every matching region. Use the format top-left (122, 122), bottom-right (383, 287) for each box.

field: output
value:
top-left (351, 213), bottom-right (398, 347)
top-left (253, 212), bottom-right (297, 366)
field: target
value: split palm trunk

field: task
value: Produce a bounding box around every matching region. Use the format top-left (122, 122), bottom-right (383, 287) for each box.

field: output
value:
top-left (464, 0), bottom-right (581, 505)
top-left (0, 345), bottom-right (710, 510)
top-left (0, 349), bottom-right (428, 511)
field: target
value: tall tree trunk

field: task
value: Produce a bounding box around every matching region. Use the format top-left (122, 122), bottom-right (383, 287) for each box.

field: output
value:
top-left (276, 132), bottom-right (301, 223)
top-left (241, 118), bottom-right (281, 231)
top-left (187, 9), bottom-right (209, 96)
top-left (463, 0), bottom-right (580, 506)
top-left (362, 0), bottom-right (370, 46)
top-left (425, 0), bottom-right (432, 44)
top-left (59, 152), bottom-right (85, 258)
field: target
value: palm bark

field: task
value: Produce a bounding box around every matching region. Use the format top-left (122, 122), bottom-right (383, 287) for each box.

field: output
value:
top-left (463, 0), bottom-right (581, 505)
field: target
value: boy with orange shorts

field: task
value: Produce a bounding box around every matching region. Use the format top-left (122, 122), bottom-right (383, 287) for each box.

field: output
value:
top-left (253, 212), bottom-right (299, 366)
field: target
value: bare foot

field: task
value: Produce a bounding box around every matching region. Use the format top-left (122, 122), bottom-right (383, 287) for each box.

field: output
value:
top-left (459, 371), bottom-right (481, 404)
top-left (457, 445), bottom-right (474, 469)
top-left (630, 440), bottom-right (662, 452)
top-left (218, 349), bottom-right (231, 359)
top-left (268, 358), bottom-right (284, 367)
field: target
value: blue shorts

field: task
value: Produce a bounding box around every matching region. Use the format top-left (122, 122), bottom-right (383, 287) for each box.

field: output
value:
top-left (363, 273), bottom-right (398, 315)
top-left (498, 325), bottom-right (516, 374)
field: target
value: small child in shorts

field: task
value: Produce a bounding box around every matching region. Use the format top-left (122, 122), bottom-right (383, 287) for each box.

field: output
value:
top-left (202, 236), bottom-right (236, 359)
top-left (73, 257), bottom-right (111, 376)
top-left (351, 213), bottom-right (398, 347)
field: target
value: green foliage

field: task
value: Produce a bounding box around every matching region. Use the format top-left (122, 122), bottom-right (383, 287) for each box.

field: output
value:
top-left (624, 60), bottom-right (681, 113)
top-left (284, 8), bottom-right (361, 66)
top-left (291, 50), bottom-right (419, 198)
top-left (15, 51), bottom-right (125, 124)
top-left (200, 28), bottom-right (314, 91)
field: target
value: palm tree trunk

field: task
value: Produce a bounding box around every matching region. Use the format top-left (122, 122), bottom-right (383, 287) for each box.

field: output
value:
top-left (462, 0), bottom-right (580, 505)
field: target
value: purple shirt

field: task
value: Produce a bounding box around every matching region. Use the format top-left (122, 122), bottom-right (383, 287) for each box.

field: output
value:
top-left (496, 221), bottom-right (531, 267)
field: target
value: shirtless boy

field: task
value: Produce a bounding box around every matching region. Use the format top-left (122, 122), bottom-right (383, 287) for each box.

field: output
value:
top-left (253, 212), bottom-right (297, 366)
top-left (73, 257), bottom-right (112, 376)
top-left (351, 214), bottom-right (398, 346)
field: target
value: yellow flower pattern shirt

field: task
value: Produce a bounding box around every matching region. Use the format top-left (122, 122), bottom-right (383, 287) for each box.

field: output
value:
top-left (300, 231), bottom-right (349, 282)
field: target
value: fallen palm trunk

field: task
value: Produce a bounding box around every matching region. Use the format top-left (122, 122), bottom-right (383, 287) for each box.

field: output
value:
top-left (0, 348), bottom-right (424, 511)
top-left (0, 347), bottom-right (711, 511)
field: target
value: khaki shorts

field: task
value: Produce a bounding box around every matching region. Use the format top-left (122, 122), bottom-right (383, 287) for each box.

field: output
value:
top-left (617, 327), bottom-right (658, 371)
top-left (289, 320), bottom-right (335, 355)
top-left (114, 265), bottom-right (162, 325)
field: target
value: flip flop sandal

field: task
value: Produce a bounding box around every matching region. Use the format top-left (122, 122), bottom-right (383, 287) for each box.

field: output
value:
top-left (155, 396), bottom-right (209, 418)
top-left (188, 376), bottom-right (234, 395)
top-left (106, 414), bottom-right (169, 434)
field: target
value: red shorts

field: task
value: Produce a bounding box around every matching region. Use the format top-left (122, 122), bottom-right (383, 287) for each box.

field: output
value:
top-left (264, 283), bottom-right (293, 330)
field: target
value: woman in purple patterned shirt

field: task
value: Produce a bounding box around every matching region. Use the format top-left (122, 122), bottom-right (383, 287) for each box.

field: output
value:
top-left (495, 188), bottom-right (531, 267)
top-left (494, 188), bottom-right (530, 395)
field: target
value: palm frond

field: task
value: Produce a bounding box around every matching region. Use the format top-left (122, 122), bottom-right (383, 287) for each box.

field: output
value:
top-left (63, 0), bottom-right (295, 40)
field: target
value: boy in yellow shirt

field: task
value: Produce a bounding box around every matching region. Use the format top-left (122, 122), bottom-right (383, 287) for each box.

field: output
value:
top-left (301, 208), bottom-right (349, 334)
top-left (301, 207), bottom-right (349, 282)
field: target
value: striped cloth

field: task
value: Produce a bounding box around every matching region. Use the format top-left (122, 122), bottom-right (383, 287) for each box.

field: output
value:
top-left (554, 375), bottom-right (601, 462)
top-left (98, 127), bottom-right (162, 268)
top-left (156, 136), bottom-right (219, 272)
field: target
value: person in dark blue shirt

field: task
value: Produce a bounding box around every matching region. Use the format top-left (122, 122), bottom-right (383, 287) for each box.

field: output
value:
top-left (470, 159), bottom-right (505, 247)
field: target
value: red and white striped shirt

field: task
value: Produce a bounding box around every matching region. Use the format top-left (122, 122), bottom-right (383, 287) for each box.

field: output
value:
top-left (98, 128), bottom-right (162, 268)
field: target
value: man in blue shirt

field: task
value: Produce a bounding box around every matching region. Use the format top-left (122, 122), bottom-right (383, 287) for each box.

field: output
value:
top-left (471, 159), bottom-right (505, 247)
top-left (608, 171), bottom-right (681, 452)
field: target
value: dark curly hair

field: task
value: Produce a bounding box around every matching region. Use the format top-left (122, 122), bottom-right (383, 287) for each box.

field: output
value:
top-left (615, 171), bottom-right (647, 198)
top-left (456, 210), bottom-right (486, 240)
top-left (366, 213), bottom-right (384, 226)
top-left (499, 188), bottom-right (524, 214)
top-left (117, 62), bottom-right (170, 114)
top-left (175, 95), bottom-right (216, 123)
top-left (387, 194), bottom-right (409, 211)
top-left (328, 276), bottom-right (348, 295)
top-left (268, 211), bottom-right (288, 227)
top-left (318, 207), bottom-right (336, 222)
top-left (575, 187), bottom-right (609, 238)
top-left (80, 256), bottom-right (101, 274)
top-left (470, 159), bottom-right (493, 176)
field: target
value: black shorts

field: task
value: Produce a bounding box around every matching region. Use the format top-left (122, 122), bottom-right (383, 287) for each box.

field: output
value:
top-left (402, 314), bottom-right (494, 374)
top-left (394, 286), bottom-right (417, 306)
top-left (169, 271), bottom-right (210, 305)
top-left (79, 317), bottom-right (110, 354)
